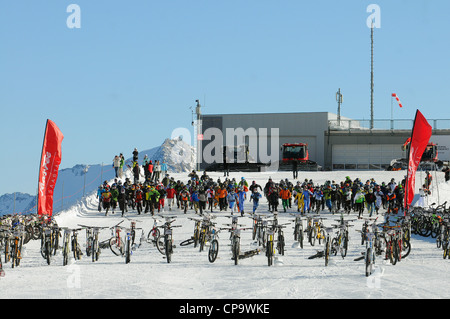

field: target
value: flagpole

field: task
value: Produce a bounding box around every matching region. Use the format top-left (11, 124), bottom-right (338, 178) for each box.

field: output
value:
top-left (404, 110), bottom-right (418, 215)
top-left (391, 94), bottom-right (394, 130)
top-left (37, 119), bottom-right (49, 217)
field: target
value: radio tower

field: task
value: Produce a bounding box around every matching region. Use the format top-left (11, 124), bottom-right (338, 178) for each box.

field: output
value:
top-left (195, 99), bottom-right (202, 171)
top-left (370, 20), bottom-right (374, 130)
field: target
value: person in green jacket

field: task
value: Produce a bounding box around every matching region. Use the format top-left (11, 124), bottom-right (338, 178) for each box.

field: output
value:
top-left (110, 185), bottom-right (119, 214)
top-left (354, 188), bottom-right (366, 218)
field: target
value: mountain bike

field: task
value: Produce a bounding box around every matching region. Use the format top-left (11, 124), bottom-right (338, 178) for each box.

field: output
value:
top-left (442, 222), bottom-right (450, 259)
top-left (10, 226), bottom-right (24, 268)
top-left (331, 222), bottom-right (353, 258)
top-left (62, 228), bottom-right (83, 266)
top-left (324, 227), bottom-right (334, 266)
top-left (291, 214), bottom-right (304, 249)
top-left (158, 218), bottom-right (181, 263)
top-left (124, 227), bottom-right (132, 264)
top-left (180, 217), bottom-right (202, 247)
top-left (62, 228), bottom-right (71, 266)
top-left (275, 224), bottom-right (289, 256)
top-left (91, 226), bottom-right (108, 262)
top-left (0, 228), bottom-right (9, 276)
top-left (251, 214), bottom-right (266, 247)
top-left (311, 216), bottom-right (325, 246)
top-left (266, 228), bottom-right (275, 266)
top-left (40, 226), bottom-right (53, 265)
top-left (208, 227), bottom-right (220, 263)
top-left (198, 215), bottom-right (215, 252)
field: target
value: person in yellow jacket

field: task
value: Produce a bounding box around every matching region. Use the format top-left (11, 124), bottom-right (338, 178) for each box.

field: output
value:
top-left (294, 190), bottom-right (305, 213)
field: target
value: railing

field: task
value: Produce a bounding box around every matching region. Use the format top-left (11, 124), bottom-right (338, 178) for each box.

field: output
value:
top-left (328, 119), bottom-right (450, 132)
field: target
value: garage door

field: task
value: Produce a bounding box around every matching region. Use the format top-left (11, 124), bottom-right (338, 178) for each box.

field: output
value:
top-left (332, 144), bottom-right (406, 170)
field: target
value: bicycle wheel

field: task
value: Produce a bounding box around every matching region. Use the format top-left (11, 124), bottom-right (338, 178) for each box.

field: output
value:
top-left (109, 237), bottom-right (124, 256)
top-left (324, 239), bottom-right (330, 266)
top-left (156, 234), bottom-right (165, 255)
top-left (298, 228), bottom-right (304, 249)
top-left (147, 228), bottom-right (160, 244)
top-left (45, 241), bottom-right (51, 265)
top-left (266, 241), bottom-right (273, 266)
top-left (392, 240), bottom-right (399, 265)
top-left (208, 239), bottom-right (219, 263)
top-left (278, 234), bottom-right (285, 256)
top-left (318, 229), bottom-right (326, 245)
top-left (63, 239), bottom-right (69, 266)
top-left (11, 241), bottom-right (17, 269)
top-left (331, 238), bottom-right (338, 256)
top-left (385, 240), bottom-right (394, 265)
top-left (401, 240), bottom-right (411, 259)
top-left (180, 238), bottom-right (195, 246)
top-left (199, 231), bottom-right (206, 252)
top-left (310, 228), bottom-right (316, 246)
top-left (86, 237), bottom-right (92, 257)
top-left (365, 247), bottom-right (373, 277)
top-left (341, 232), bottom-right (349, 258)
top-left (233, 240), bottom-right (239, 265)
top-left (165, 236), bottom-right (172, 263)
top-left (125, 238), bottom-right (131, 264)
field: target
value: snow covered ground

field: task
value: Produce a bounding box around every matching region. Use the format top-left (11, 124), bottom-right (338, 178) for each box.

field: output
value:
top-left (1, 169), bottom-right (450, 300)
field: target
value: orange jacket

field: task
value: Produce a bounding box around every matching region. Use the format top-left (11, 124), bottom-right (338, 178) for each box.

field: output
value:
top-left (280, 189), bottom-right (291, 200)
top-left (218, 188), bottom-right (228, 198)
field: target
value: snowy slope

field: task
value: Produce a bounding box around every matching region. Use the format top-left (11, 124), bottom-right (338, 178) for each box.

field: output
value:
top-left (0, 138), bottom-right (194, 215)
top-left (1, 169), bottom-right (450, 299)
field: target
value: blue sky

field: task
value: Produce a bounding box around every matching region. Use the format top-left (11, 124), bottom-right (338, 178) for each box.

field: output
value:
top-left (1, 0), bottom-right (449, 195)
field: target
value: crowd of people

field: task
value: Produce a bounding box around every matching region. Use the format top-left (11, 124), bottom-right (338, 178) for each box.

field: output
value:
top-left (96, 149), bottom-right (440, 218)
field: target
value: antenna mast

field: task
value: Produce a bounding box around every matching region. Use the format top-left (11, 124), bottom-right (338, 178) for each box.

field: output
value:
top-left (370, 21), bottom-right (374, 130)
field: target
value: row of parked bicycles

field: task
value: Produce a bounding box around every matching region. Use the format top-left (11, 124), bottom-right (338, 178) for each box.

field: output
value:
top-left (0, 213), bottom-right (185, 275)
top-left (409, 201), bottom-right (450, 259)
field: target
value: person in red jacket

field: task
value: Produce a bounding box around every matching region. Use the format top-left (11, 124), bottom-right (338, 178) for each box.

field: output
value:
top-left (166, 185), bottom-right (176, 211)
top-left (148, 161), bottom-right (154, 181)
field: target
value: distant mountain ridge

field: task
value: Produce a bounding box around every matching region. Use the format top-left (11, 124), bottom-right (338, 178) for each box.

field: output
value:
top-left (0, 138), bottom-right (194, 215)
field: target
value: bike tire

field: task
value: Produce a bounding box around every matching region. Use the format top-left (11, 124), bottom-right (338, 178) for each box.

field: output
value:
top-left (156, 234), bottom-right (165, 255)
top-left (401, 240), bottom-right (411, 259)
top-left (266, 241), bottom-right (273, 266)
top-left (331, 238), bottom-right (338, 256)
top-left (125, 239), bottom-right (131, 264)
top-left (180, 238), bottom-right (195, 246)
top-left (233, 241), bottom-right (239, 265)
top-left (365, 247), bottom-right (373, 277)
top-left (46, 241), bottom-right (51, 265)
top-left (324, 240), bottom-right (330, 266)
top-left (165, 236), bottom-right (172, 263)
top-left (109, 237), bottom-right (125, 256)
top-left (298, 229), bottom-right (304, 249)
top-left (147, 228), bottom-right (160, 244)
top-left (208, 239), bottom-right (219, 263)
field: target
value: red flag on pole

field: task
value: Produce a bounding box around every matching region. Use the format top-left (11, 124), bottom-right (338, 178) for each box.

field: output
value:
top-left (404, 110), bottom-right (432, 213)
top-left (37, 119), bottom-right (64, 217)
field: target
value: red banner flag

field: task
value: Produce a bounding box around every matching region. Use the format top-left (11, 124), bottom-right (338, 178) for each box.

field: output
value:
top-left (405, 110), bottom-right (432, 212)
top-left (37, 120), bottom-right (64, 217)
